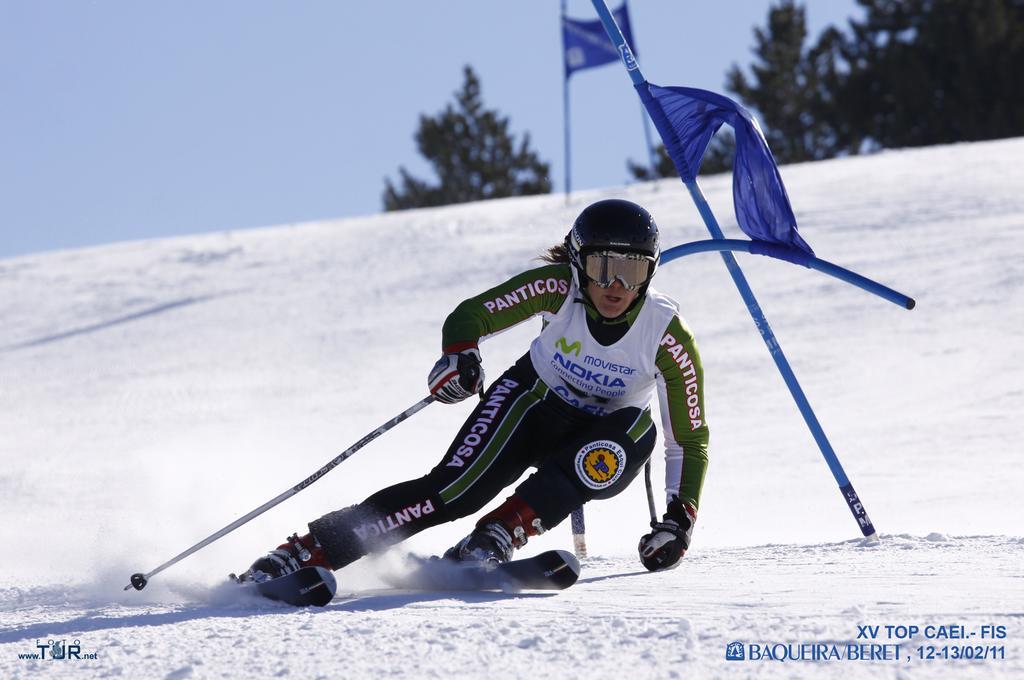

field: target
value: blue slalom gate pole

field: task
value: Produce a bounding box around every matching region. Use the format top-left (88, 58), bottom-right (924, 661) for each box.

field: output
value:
top-left (662, 239), bottom-right (915, 310)
top-left (589, 0), bottom-right (878, 538)
top-left (561, 0), bottom-right (572, 204)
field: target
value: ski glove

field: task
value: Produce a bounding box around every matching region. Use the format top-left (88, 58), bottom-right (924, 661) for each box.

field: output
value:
top-left (638, 496), bottom-right (696, 572)
top-left (428, 348), bottom-right (485, 404)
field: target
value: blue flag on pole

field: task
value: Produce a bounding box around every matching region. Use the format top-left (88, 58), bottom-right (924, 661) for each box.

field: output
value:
top-left (636, 82), bottom-right (813, 255)
top-left (563, 3), bottom-right (635, 78)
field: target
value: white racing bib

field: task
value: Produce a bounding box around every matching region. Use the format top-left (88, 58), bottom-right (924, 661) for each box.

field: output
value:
top-left (529, 280), bottom-right (678, 415)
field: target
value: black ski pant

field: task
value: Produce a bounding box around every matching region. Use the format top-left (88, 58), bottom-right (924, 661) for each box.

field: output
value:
top-left (310, 354), bottom-right (657, 569)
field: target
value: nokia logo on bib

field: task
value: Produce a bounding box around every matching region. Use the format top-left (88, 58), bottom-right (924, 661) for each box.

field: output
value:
top-left (550, 346), bottom-right (635, 399)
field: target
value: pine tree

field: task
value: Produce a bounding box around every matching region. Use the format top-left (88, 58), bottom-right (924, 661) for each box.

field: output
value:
top-left (839, 0), bottom-right (1024, 150)
top-left (727, 0), bottom-right (1024, 158)
top-left (383, 66), bottom-right (551, 211)
top-left (726, 0), bottom-right (841, 163)
top-left (626, 131), bottom-right (735, 182)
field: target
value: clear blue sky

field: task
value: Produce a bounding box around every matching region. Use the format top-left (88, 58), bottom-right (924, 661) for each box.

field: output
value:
top-left (1, 1), bottom-right (859, 259)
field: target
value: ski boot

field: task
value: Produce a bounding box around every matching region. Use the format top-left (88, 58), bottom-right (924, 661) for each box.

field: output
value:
top-left (444, 495), bottom-right (545, 566)
top-left (232, 532), bottom-right (331, 584)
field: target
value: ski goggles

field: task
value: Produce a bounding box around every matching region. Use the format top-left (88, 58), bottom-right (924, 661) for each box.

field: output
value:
top-left (583, 251), bottom-right (656, 290)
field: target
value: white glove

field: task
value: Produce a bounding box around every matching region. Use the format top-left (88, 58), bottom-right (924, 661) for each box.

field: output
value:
top-left (428, 348), bottom-right (484, 404)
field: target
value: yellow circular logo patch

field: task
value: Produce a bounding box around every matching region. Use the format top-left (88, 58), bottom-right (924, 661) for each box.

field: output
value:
top-left (574, 440), bottom-right (626, 490)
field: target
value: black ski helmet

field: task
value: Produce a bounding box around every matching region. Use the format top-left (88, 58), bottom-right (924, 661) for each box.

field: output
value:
top-left (567, 198), bottom-right (660, 292)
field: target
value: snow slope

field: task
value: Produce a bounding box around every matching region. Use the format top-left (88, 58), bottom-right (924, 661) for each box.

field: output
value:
top-left (1, 138), bottom-right (1022, 678)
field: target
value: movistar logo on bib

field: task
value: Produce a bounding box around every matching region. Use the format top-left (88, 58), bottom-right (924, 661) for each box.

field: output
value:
top-left (551, 337), bottom-right (637, 399)
top-left (555, 337), bottom-right (582, 357)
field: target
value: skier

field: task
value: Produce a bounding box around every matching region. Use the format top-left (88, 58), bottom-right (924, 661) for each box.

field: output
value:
top-left (237, 198), bottom-right (709, 583)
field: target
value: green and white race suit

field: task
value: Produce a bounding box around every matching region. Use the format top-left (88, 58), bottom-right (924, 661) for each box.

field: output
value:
top-left (441, 263), bottom-right (709, 510)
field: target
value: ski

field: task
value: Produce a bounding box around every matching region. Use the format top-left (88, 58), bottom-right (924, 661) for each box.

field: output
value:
top-left (404, 549), bottom-right (581, 592)
top-left (234, 565), bottom-right (337, 607)
top-left (232, 549), bottom-right (578, 606)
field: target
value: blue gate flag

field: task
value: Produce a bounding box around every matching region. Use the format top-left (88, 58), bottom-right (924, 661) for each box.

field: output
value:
top-left (636, 82), bottom-right (813, 255)
top-left (563, 3), bottom-right (635, 78)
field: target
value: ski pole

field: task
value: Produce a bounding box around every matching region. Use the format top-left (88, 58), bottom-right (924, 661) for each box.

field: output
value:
top-left (643, 460), bottom-right (657, 523)
top-left (125, 395), bottom-right (437, 591)
top-left (570, 507), bottom-right (587, 558)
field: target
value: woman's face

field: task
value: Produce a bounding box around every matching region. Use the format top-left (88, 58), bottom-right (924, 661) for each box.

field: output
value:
top-left (586, 279), bottom-right (639, 319)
